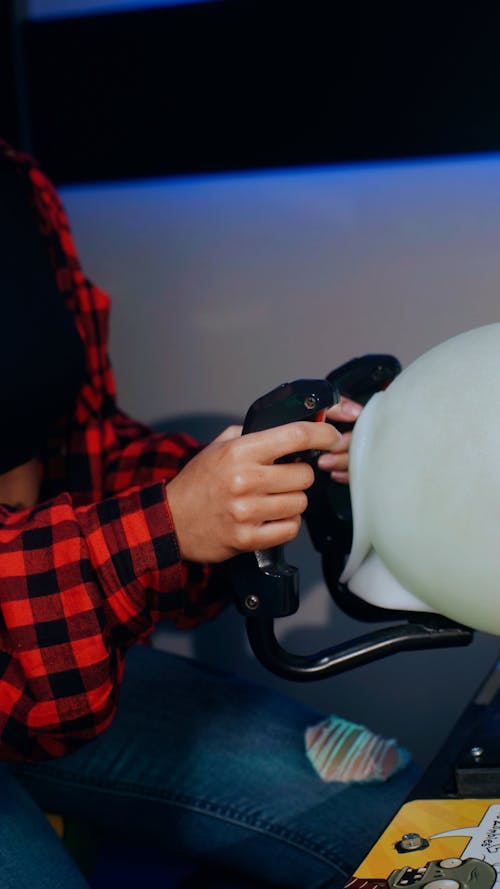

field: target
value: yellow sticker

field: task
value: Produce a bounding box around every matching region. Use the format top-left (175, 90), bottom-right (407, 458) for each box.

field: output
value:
top-left (345, 798), bottom-right (500, 888)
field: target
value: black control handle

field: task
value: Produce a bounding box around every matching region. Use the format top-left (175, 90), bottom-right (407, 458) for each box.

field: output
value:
top-left (305, 354), bottom-right (402, 551)
top-left (229, 379), bottom-right (336, 619)
top-left (229, 365), bottom-right (474, 681)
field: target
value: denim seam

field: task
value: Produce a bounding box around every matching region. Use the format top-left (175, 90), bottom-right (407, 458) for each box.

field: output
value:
top-left (21, 767), bottom-right (351, 880)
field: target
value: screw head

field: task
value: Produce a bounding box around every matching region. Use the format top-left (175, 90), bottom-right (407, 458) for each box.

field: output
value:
top-left (245, 594), bottom-right (260, 611)
top-left (303, 395), bottom-right (318, 410)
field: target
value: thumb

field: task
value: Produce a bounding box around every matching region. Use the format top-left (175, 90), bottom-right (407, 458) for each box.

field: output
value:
top-left (326, 398), bottom-right (362, 423)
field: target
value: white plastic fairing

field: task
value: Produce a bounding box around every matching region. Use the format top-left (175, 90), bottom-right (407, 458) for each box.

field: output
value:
top-left (341, 393), bottom-right (433, 613)
top-left (344, 550), bottom-right (434, 612)
top-left (340, 323), bottom-right (500, 635)
top-left (340, 392), bottom-right (378, 579)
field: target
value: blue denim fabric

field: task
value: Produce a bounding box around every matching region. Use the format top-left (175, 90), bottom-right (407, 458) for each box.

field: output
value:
top-left (0, 765), bottom-right (89, 888)
top-left (7, 645), bottom-right (419, 888)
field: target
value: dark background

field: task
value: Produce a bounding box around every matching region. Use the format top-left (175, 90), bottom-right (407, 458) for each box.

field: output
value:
top-left (3, 1), bottom-right (500, 184)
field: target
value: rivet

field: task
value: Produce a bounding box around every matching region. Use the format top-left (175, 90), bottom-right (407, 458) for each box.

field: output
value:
top-left (245, 594), bottom-right (260, 611)
top-left (303, 396), bottom-right (318, 410)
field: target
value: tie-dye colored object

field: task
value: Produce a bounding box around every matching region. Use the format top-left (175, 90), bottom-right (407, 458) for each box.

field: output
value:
top-left (305, 715), bottom-right (411, 784)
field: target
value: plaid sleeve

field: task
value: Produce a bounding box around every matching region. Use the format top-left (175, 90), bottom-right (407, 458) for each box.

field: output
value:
top-left (101, 408), bottom-right (231, 629)
top-left (0, 481), bottom-right (191, 761)
top-left (0, 142), bottom-right (231, 761)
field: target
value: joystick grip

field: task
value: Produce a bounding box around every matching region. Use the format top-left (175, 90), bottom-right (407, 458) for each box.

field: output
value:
top-left (231, 379), bottom-right (335, 618)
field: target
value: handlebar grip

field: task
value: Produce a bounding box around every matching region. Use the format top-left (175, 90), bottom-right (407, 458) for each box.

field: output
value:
top-left (230, 379), bottom-right (335, 618)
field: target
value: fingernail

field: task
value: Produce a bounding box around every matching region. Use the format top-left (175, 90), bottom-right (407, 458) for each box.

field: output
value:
top-left (331, 471), bottom-right (348, 482)
top-left (345, 401), bottom-right (362, 418)
top-left (317, 454), bottom-right (338, 469)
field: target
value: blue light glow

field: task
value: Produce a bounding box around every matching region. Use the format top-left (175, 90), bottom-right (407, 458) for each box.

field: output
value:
top-left (27, 0), bottom-right (214, 21)
top-left (60, 151), bottom-right (500, 193)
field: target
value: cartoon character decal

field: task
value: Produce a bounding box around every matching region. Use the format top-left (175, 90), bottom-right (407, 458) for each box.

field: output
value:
top-left (345, 856), bottom-right (496, 889)
top-left (344, 801), bottom-right (500, 889)
top-left (388, 856), bottom-right (496, 888)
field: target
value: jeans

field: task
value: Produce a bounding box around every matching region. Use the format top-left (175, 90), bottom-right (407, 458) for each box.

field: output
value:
top-left (4, 645), bottom-right (419, 888)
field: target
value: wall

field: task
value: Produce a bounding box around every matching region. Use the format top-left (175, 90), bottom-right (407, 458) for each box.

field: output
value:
top-left (59, 154), bottom-right (500, 766)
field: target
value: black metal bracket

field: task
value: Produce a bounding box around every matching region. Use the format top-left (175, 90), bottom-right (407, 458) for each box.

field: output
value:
top-left (228, 549), bottom-right (299, 619)
top-left (245, 615), bottom-right (473, 682)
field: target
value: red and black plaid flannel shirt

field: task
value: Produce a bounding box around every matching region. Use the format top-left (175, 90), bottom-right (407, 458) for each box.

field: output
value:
top-left (0, 141), bottom-right (228, 762)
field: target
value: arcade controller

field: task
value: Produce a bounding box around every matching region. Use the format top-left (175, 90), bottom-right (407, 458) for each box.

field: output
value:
top-left (228, 358), bottom-right (473, 681)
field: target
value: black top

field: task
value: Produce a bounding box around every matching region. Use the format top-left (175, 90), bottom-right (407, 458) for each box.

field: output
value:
top-left (0, 155), bottom-right (85, 474)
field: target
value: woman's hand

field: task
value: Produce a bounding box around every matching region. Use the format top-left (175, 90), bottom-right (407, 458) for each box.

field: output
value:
top-left (167, 420), bottom-right (341, 564)
top-left (317, 397), bottom-right (362, 484)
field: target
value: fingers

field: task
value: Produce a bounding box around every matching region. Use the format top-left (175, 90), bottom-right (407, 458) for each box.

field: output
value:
top-left (317, 431), bottom-right (351, 463)
top-left (168, 422), bottom-right (317, 563)
top-left (229, 462), bottom-right (314, 498)
top-left (329, 469), bottom-right (349, 484)
top-left (266, 462), bottom-right (315, 493)
top-left (319, 399), bottom-right (361, 485)
top-left (325, 397), bottom-right (362, 423)
top-left (317, 431), bottom-right (351, 484)
top-left (317, 451), bottom-right (349, 473)
top-left (231, 491), bottom-right (309, 526)
top-left (241, 421), bottom-right (340, 464)
top-left (317, 459), bottom-right (349, 483)
top-left (250, 515), bottom-right (302, 551)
